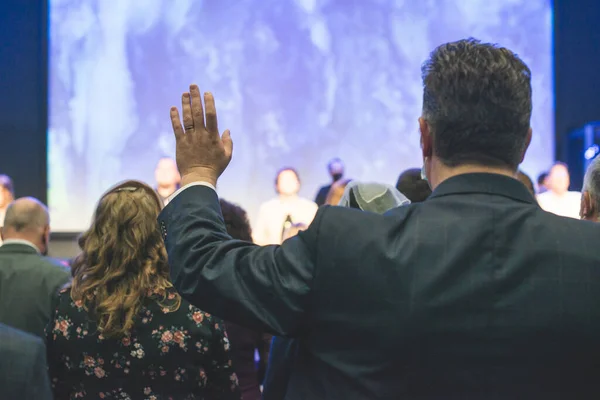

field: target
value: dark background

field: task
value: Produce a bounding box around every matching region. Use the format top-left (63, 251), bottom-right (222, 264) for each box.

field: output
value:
top-left (1, 0), bottom-right (599, 201)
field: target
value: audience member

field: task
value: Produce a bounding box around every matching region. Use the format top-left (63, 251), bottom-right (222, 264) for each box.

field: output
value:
top-left (0, 174), bottom-right (14, 230)
top-left (263, 182), bottom-right (409, 400)
top-left (253, 168), bottom-right (317, 245)
top-left (219, 198), bottom-right (272, 400)
top-left (46, 180), bottom-right (240, 399)
top-left (0, 323), bottom-right (52, 400)
top-left (537, 171), bottom-right (548, 193)
top-left (324, 178), bottom-right (352, 206)
top-left (537, 162), bottom-right (581, 218)
top-left (0, 197), bottom-right (69, 337)
top-left (395, 168), bottom-right (432, 203)
top-left (314, 158), bottom-right (345, 206)
top-left (517, 170), bottom-right (536, 196)
top-left (580, 155), bottom-right (600, 221)
top-left (163, 39), bottom-right (600, 399)
top-left (154, 157), bottom-right (181, 205)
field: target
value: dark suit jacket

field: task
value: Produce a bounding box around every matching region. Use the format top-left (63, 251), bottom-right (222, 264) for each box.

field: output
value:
top-left (0, 323), bottom-right (52, 400)
top-left (0, 242), bottom-right (70, 337)
top-left (314, 184), bottom-right (331, 207)
top-left (159, 174), bottom-right (600, 399)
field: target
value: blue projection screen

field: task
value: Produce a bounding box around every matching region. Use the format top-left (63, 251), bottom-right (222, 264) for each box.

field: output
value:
top-left (49, 0), bottom-right (553, 232)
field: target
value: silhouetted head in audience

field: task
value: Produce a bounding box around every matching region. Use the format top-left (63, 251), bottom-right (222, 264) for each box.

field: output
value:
top-left (395, 168), bottom-right (432, 203)
top-left (516, 170), bottom-right (535, 196)
top-left (327, 158), bottom-right (345, 183)
top-left (419, 39), bottom-right (532, 189)
top-left (546, 162), bottom-right (571, 196)
top-left (275, 168), bottom-right (301, 198)
top-left (71, 180), bottom-right (180, 338)
top-left (325, 179), bottom-right (352, 205)
top-left (154, 157), bottom-right (181, 199)
top-left (1, 197), bottom-right (50, 255)
top-left (537, 172), bottom-right (548, 193)
top-left (219, 199), bottom-right (253, 242)
top-left (581, 156), bottom-right (600, 221)
top-left (0, 175), bottom-right (14, 213)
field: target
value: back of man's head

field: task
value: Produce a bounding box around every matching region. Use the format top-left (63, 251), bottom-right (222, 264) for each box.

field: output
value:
top-left (1, 197), bottom-right (50, 254)
top-left (396, 168), bottom-right (432, 203)
top-left (421, 38), bottom-right (532, 170)
top-left (582, 156), bottom-right (600, 221)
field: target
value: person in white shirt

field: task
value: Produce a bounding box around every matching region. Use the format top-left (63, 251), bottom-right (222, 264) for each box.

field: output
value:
top-left (580, 155), bottom-right (600, 222)
top-left (253, 168), bottom-right (318, 245)
top-left (536, 162), bottom-right (581, 219)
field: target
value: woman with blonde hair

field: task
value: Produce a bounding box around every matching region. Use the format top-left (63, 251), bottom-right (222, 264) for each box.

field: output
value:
top-left (46, 180), bottom-right (240, 400)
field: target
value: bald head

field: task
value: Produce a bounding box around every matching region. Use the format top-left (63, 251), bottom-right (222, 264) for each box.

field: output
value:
top-left (4, 197), bottom-right (49, 232)
top-left (1, 198), bottom-right (50, 254)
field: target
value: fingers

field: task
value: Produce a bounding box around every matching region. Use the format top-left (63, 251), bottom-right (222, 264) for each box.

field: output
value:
top-left (181, 93), bottom-right (194, 132)
top-left (189, 84), bottom-right (205, 129)
top-left (170, 107), bottom-right (184, 139)
top-left (204, 92), bottom-right (219, 135)
top-left (222, 130), bottom-right (233, 159)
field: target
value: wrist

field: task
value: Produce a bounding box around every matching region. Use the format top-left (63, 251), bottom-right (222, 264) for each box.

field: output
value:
top-left (181, 169), bottom-right (218, 188)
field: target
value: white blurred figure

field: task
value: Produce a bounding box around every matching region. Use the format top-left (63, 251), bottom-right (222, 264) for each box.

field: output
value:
top-left (154, 157), bottom-right (181, 205)
top-left (253, 168), bottom-right (317, 245)
top-left (537, 163), bottom-right (581, 219)
top-left (580, 156), bottom-right (600, 222)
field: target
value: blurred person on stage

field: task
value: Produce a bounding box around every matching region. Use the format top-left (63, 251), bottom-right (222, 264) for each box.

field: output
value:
top-left (253, 168), bottom-right (317, 245)
top-left (0, 174), bottom-right (14, 231)
top-left (219, 198), bottom-right (272, 400)
top-left (0, 323), bottom-right (53, 400)
top-left (537, 171), bottom-right (549, 193)
top-left (580, 155), bottom-right (600, 221)
top-left (0, 197), bottom-right (69, 338)
top-left (324, 179), bottom-right (352, 206)
top-left (395, 168), bottom-right (432, 203)
top-left (314, 158), bottom-right (345, 206)
top-left (517, 170), bottom-right (536, 196)
top-left (162, 39), bottom-right (600, 399)
top-left (46, 180), bottom-right (239, 400)
top-left (537, 162), bottom-right (581, 218)
top-left (154, 157), bottom-right (181, 205)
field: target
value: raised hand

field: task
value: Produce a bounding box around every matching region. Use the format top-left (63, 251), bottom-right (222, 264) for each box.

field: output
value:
top-left (170, 85), bottom-right (233, 187)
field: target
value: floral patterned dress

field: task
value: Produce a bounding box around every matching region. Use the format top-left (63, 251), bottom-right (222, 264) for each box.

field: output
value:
top-left (46, 287), bottom-right (240, 400)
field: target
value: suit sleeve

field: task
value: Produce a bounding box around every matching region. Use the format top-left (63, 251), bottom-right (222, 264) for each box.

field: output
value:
top-left (26, 339), bottom-right (53, 400)
top-left (158, 185), bottom-right (323, 336)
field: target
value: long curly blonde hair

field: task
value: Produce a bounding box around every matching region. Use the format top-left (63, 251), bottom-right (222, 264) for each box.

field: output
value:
top-left (70, 180), bottom-right (180, 338)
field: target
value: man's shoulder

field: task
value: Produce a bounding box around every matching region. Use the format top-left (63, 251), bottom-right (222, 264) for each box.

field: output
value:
top-left (0, 253), bottom-right (70, 278)
top-left (0, 323), bottom-right (43, 354)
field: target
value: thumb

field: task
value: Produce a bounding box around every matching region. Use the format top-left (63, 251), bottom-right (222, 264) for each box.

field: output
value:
top-left (222, 130), bottom-right (233, 160)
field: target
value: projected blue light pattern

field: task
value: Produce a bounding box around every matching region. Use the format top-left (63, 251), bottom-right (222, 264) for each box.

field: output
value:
top-left (49, 0), bottom-right (553, 231)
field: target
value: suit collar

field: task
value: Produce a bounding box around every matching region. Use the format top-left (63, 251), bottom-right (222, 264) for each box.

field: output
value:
top-left (428, 173), bottom-right (537, 204)
top-left (0, 240), bottom-right (40, 255)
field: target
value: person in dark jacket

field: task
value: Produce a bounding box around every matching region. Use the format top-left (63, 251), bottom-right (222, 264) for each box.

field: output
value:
top-left (219, 198), bottom-right (272, 400)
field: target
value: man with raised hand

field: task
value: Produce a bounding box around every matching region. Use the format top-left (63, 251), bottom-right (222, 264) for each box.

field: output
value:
top-left (159, 39), bottom-right (600, 399)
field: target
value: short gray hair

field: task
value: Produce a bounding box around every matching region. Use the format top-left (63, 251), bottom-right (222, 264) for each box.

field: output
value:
top-left (583, 156), bottom-right (600, 211)
top-left (3, 197), bottom-right (49, 232)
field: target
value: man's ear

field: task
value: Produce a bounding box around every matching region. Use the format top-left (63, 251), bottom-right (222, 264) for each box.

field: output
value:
top-left (0, 226), bottom-right (4, 241)
top-left (581, 191), bottom-right (595, 220)
top-left (419, 117), bottom-right (433, 159)
top-left (520, 128), bottom-right (533, 164)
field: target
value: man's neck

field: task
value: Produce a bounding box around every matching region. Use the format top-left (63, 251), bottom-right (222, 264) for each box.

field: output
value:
top-left (279, 194), bottom-right (299, 202)
top-left (1, 237), bottom-right (41, 253)
top-left (550, 190), bottom-right (569, 198)
top-left (429, 159), bottom-right (516, 190)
